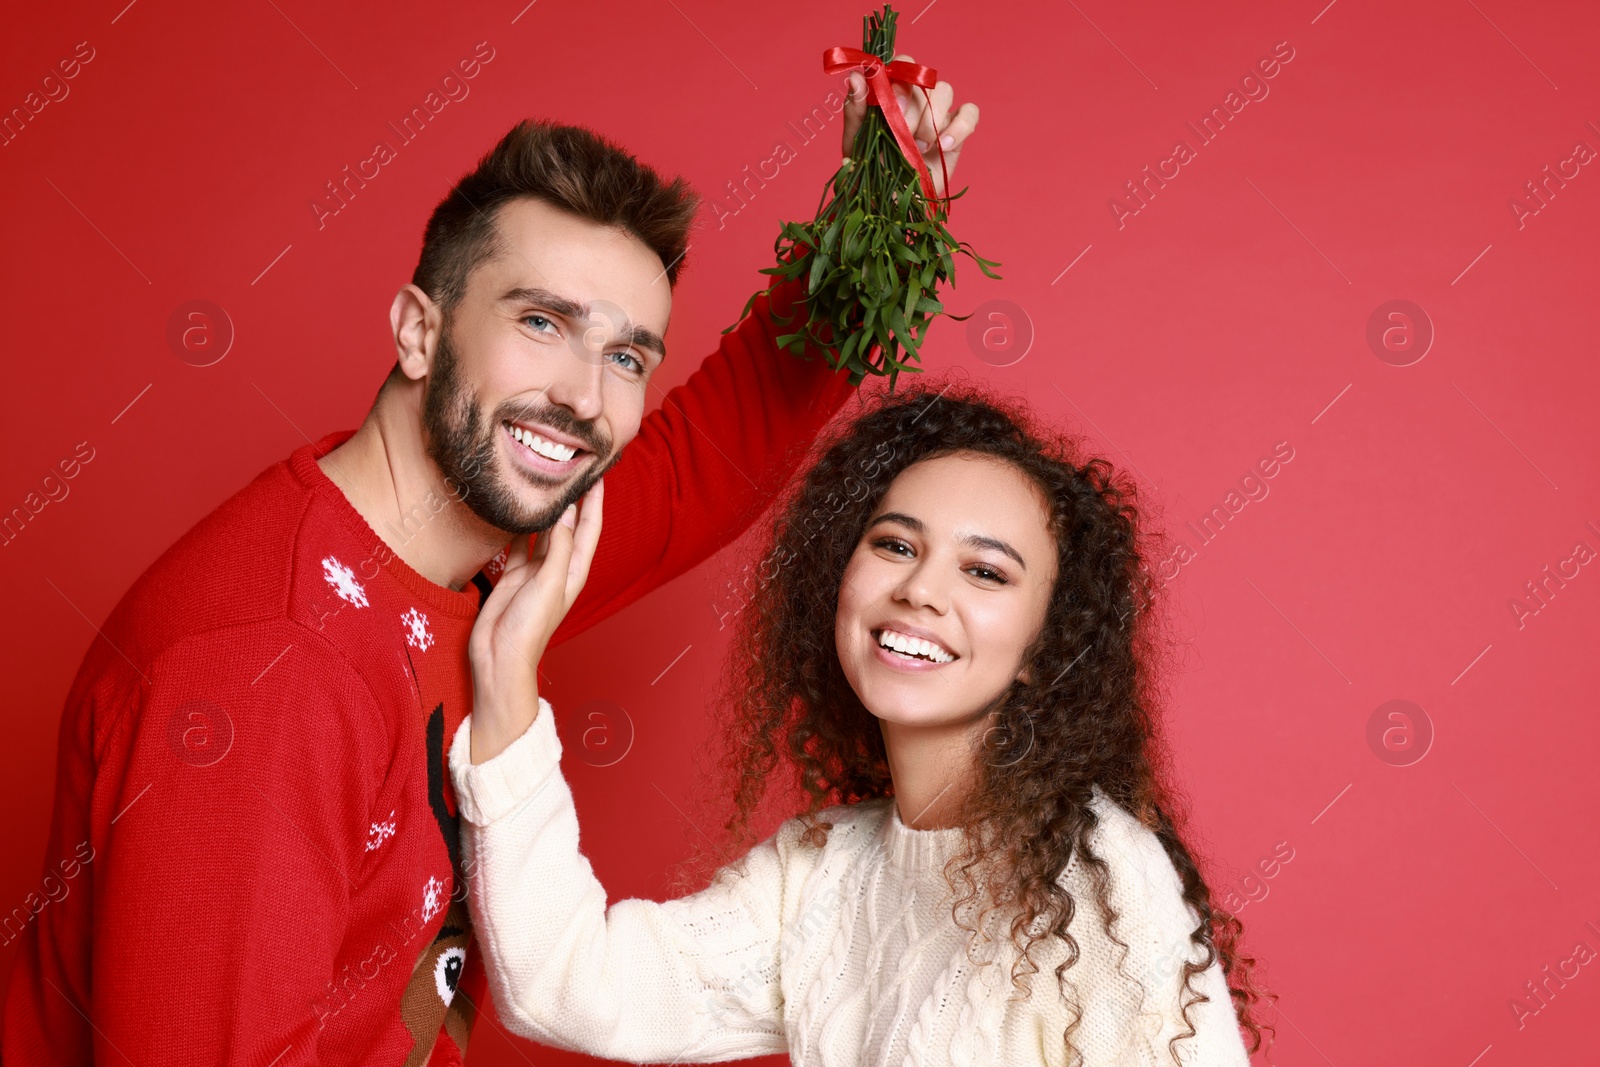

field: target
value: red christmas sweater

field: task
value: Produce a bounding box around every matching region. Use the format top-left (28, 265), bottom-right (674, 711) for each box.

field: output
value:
top-left (1, 274), bottom-right (853, 1065)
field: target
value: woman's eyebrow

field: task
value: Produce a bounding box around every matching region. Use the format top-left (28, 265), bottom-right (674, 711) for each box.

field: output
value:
top-left (867, 511), bottom-right (923, 533)
top-left (868, 513), bottom-right (1027, 570)
top-left (962, 534), bottom-right (1026, 570)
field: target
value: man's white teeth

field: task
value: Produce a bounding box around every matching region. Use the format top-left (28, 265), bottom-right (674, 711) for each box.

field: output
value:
top-left (510, 425), bottom-right (577, 462)
top-left (877, 629), bottom-right (955, 664)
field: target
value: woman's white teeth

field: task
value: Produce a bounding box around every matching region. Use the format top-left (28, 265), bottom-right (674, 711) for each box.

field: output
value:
top-left (877, 629), bottom-right (954, 664)
top-left (510, 425), bottom-right (577, 462)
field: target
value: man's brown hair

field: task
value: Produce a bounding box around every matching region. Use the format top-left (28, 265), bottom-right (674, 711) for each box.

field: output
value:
top-left (411, 118), bottom-right (701, 313)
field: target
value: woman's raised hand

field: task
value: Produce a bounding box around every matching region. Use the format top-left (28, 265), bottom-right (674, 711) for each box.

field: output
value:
top-left (466, 479), bottom-right (604, 764)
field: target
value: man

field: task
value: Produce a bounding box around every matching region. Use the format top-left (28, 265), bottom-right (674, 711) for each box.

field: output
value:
top-left (3, 63), bottom-right (978, 1064)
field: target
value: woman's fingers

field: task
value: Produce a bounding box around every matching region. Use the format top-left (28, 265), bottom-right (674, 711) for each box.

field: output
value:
top-left (565, 480), bottom-right (605, 609)
top-left (499, 532), bottom-right (532, 580)
top-left (537, 504), bottom-right (578, 597)
top-left (529, 523), bottom-right (553, 566)
top-left (477, 532), bottom-right (530, 634)
top-left (491, 505), bottom-right (575, 652)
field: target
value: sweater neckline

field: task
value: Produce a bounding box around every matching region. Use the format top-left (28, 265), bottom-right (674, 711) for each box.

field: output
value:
top-left (287, 429), bottom-right (484, 621)
top-left (881, 798), bottom-right (967, 870)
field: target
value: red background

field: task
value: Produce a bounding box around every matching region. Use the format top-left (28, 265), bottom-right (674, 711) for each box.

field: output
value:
top-left (3, 0), bottom-right (1598, 1063)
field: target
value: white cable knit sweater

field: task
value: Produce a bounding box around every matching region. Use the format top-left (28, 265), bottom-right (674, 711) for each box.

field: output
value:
top-left (448, 700), bottom-right (1252, 1066)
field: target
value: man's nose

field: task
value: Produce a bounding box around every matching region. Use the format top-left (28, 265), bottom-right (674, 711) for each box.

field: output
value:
top-left (543, 330), bottom-right (606, 423)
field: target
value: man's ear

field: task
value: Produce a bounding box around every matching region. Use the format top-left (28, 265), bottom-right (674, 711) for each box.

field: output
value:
top-left (390, 283), bottom-right (442, 383)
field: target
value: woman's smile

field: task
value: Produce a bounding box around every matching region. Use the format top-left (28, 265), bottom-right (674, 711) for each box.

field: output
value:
top-left (870, 624), bottom-right (959, 671)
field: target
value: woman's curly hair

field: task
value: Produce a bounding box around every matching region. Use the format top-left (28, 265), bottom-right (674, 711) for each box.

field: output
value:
top-left (693, 380), bottom-right (1273, 1065)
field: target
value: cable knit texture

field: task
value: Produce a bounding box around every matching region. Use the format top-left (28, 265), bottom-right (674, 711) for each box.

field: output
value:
top-left (449, 702), bottom-right (1252, 1066)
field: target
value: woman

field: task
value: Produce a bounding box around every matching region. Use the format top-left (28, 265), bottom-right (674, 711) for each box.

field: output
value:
top-left (452, 385), bottom-right (1272, 1066)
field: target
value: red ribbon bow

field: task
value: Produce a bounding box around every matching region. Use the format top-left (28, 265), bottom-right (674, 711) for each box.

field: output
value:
top-left (822, 46), bottom-right (951, 211)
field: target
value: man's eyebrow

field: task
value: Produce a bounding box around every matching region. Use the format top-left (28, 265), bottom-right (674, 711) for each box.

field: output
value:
top-left (498, 286), bottom-right (667, 361)
top-left (867, 512), bottom-right (1027, 570)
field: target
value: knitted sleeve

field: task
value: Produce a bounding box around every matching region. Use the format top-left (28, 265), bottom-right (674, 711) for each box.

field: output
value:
top-left (448, 700), bottom-right (802, 1063)
top-left (1020, 799), bottom-right (1253, 1067)
top-left (1105, 815), bottom-right (1251, 1067)
top-left (552, 269), bottom-right (855, 646)
top-left (82, 622), bottom-right (384, 1064)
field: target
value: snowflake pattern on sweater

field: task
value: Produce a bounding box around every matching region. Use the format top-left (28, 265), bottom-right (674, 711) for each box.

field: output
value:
top-left (402, 608), bottom-right (436, 652)
top-left (366, 810), bottom-right (398, 852)
top-left (322, 555), bottom-right (370, 608)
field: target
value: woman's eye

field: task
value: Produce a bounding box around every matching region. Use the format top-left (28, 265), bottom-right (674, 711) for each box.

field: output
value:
top-left (872, 537), bottom-right (912, 556)
top-left (967, 564), bottom-right (1008, 584)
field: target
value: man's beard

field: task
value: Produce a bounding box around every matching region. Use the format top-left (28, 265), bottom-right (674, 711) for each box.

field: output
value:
top-left (421, 318), bottom-right (618, 534)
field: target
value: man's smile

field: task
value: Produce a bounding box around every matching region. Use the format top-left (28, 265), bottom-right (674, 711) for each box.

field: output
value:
top-left (502, 419), bottom-right (590, 476)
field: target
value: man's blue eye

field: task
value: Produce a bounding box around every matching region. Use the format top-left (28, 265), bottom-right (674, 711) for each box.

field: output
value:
top-left (524, 314), bottom-right (557, 333)
top-left (608, 350), bottom-right (644, 372)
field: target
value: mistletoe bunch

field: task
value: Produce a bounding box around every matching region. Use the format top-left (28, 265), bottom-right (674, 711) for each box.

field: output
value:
top-left (723, 4), bottom-right (1000, 387)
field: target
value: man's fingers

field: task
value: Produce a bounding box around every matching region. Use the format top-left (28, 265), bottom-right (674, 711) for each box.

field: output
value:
top-left (893, 83), bottom-right (925, 145)
top-left (868, 55), bottom-right (920, 145)
top-left (839, 70), bottom-right (868, 156)
top-left (912, 82), bottom-right (954, 151)
top-left (936, 100), bottom-right (979, 151)
top-left (839, 55), bottom-right (967, 167)
top-left (924, 97), bottom-right (976, 195)
top-left (886, 55), bottom-right (936, 151)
